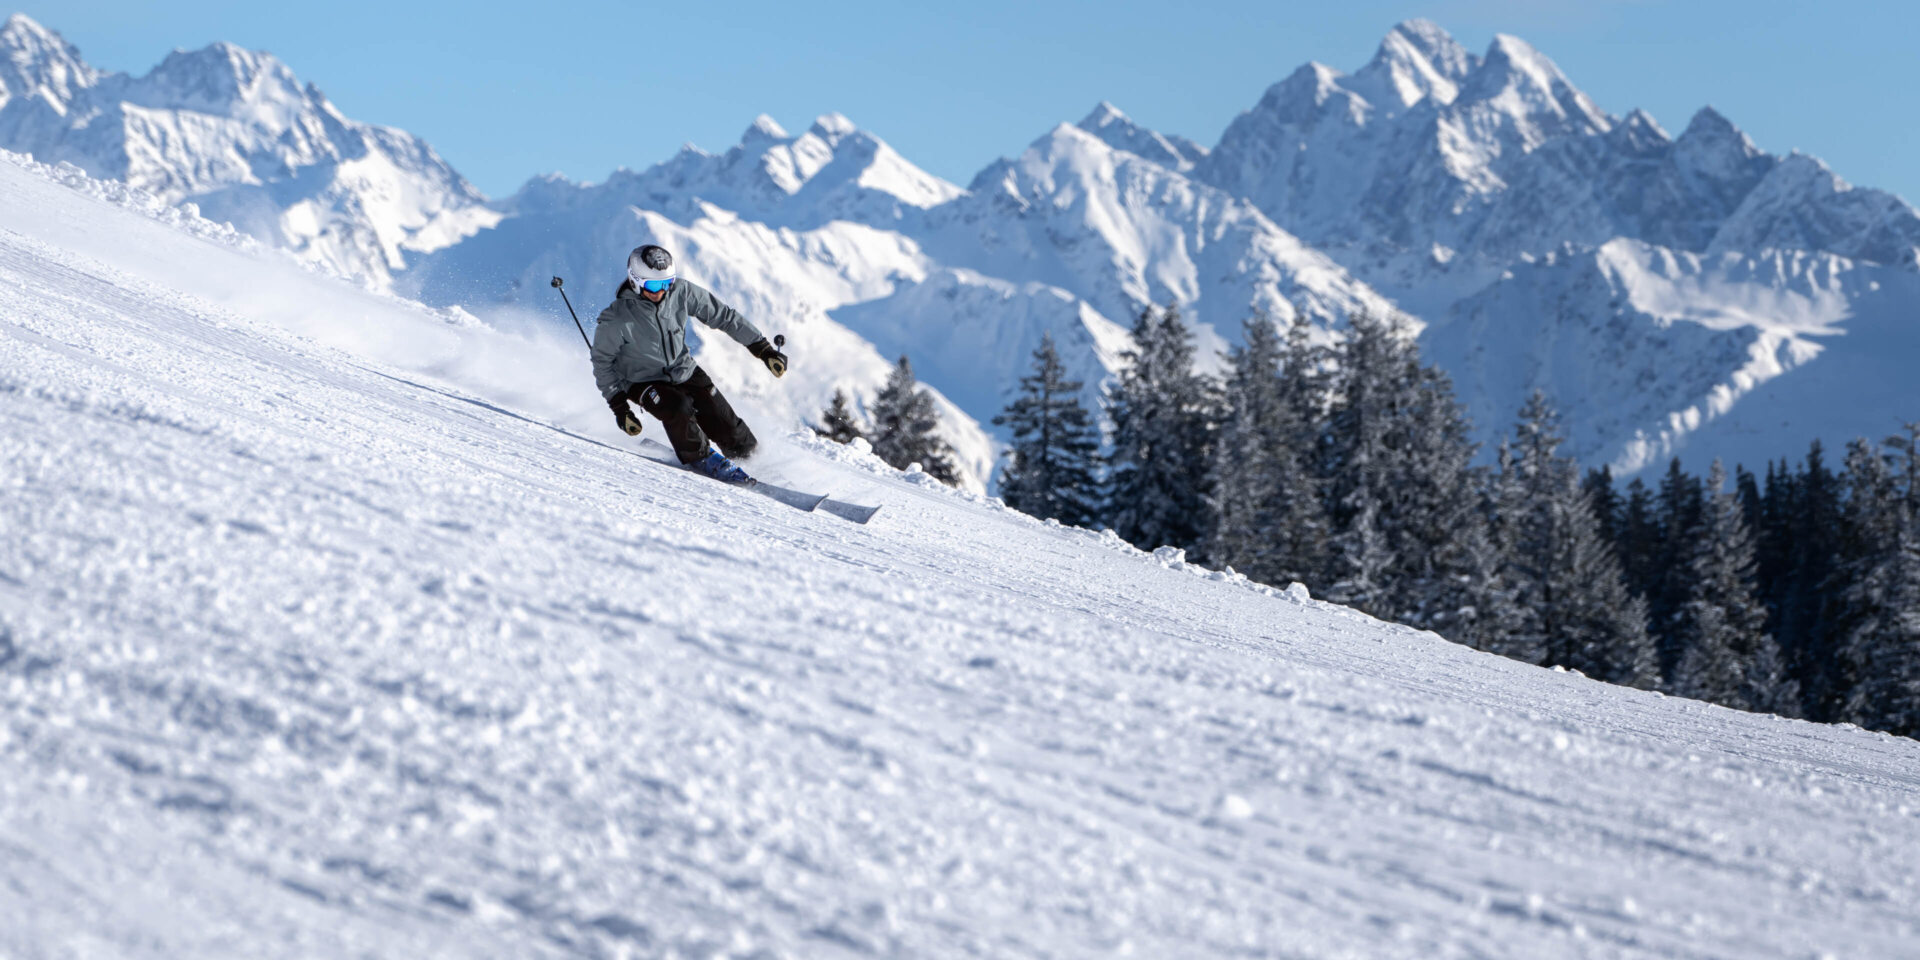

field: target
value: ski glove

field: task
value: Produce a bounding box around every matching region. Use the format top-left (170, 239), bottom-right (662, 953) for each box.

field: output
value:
top-left (747, 338), bottom-right (788, 378)
top-left (609, 394), bottom-right (643, 436)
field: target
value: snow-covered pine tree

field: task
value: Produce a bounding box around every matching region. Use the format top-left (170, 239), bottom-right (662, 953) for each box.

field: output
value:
top-left (1752, 461), bottom-right (1794, 637)
top-left (1491, 392), bottom-right (1658, 684)
top-left (869, 356), bottom-right (960, 485)
top-left (1275, 319), bottom-right (1334, 587)
top-left (1318, 312), bottom-right (1403, 615)
top-left (1782, 442), bottom-right (1846, 720)
top-left (1831, 427), bottom-right (1920, 736)
top-left (993, 334), bottom-right (1103, 528)
top-left (1207, 317), bottom-right (1286, 573)
top-left (816, 388), bottom-right (865, 445)
top-left (1382, 360), bottom-right (1506, 644)
top-left (1650, 460), bottom-right (1706, 676)
top-left (1669, 461), bottom-right (1795, 712)
top-left (1105, 304), bottom-right (1217, 555)
top-left (1204, 316), bottom-right (1327, 587)
top-left (1616, 477), bottom-right (1660, 601)
top-left (1319, 312), bottom-right (1501, 638)
top-left (1584, 466), bottom-right (1622, 547)
top-left (1485, 440), bottom-right (1547, 664)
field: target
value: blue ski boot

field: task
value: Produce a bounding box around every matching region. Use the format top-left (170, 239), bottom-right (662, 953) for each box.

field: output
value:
top-left (692, 446), bottom-right (752, 485)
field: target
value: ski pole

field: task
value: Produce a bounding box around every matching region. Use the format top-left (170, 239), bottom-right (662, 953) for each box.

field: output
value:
top-left (550, 276), bottom-right (591, 351)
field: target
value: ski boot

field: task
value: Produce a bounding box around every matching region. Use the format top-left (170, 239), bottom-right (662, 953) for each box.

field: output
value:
top-left (692, 446), bottom-right (752, 485)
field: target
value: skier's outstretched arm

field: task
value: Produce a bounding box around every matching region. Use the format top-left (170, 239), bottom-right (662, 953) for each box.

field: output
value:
top-left (681, 281), bottom-right (786, 377)
top-left (680, 281), bottom-right (764, 346)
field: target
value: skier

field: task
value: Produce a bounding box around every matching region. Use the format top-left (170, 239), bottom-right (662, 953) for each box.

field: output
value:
top-left (594, 244), bottom-right (789, 484)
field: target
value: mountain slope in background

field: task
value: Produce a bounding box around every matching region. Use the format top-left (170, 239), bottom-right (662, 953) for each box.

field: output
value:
top-left (1423, 240), bottom-right (1920, 469)
top-left (5, 12), bottom-right (1917, 484)
top-left (7, 139), bottom-right (1920, 960)
top-left (920, 119), bottom-right (1398, 341)
top-left (0, 13), bottom-right (496, 288)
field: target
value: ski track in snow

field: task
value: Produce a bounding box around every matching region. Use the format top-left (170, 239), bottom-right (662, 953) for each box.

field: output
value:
top-left (3, 140), bottom-right (1920, 960)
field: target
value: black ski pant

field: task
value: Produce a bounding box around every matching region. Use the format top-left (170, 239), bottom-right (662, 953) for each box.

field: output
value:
top-left (624, 366), bottom-right (757, 464)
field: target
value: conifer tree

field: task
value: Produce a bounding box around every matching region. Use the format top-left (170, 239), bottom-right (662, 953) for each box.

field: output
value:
top-left (1650, 459), bottom-right (1706, 676)
top-left (1319, 313), bottom-right (1502, 637)
top-left (1617, 477), bottom-right (1660, 601)
top-left (1385, 361), bottom-right (1506, 643)
top-left (1583, 467), bottom-right (1622, 546)
top-left (994, 334), bottom-right (1102, 527)
top-left (869, 356), bottom-right (960, 485)
top-left (1205, 317), bottom-right (1327, 587)
top-left (1491, 392), bottom-right (1658, 684)
top-left (1830, 427), bottom-right (1920, 735)
top-left (1669, 461), bottom-right (1795, 712)
top-left (1318, 312), bottom-right (1403, 614)
top-left (1752, 461), bottom-right (1794, 629)
top-left (1735, 465), bottom-right (1764, 531)
top-left (1781, 442), bottom-right (1845, 719)
top-left (1105, 304), bottom-right (1217, 554)
top-left (816, 389), bottom-right (865, 445)
top-left (1275, 319), bottom-right (1335, 587)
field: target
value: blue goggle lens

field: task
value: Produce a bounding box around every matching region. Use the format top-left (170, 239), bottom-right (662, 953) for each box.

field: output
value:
top-left (641, 278), bottom-right (675, 293)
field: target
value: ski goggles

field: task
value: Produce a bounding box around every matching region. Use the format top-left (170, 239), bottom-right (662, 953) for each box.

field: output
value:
top-left (636, 277), bottom-right (676, 293)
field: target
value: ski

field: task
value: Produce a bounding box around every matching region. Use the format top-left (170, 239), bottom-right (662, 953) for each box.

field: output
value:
top-left (819, 498), bottom-right (882, 524)
top-left (635, 439), bottom-right (829, 513)
top-left (634, 440), bottom-right (881, 522)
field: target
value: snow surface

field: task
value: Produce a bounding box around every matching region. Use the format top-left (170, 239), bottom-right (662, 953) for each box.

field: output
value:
top-left (6, 113), bottom-right (1920, 960)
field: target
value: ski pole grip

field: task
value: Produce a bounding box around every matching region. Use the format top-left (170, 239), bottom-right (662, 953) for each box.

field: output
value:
top-left (774, 335), bottom-right (785, 349)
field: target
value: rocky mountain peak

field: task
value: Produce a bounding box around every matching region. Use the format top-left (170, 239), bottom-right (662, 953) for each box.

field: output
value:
top-left (1671, 105), bottom-right (1773, 204)
top-left (136, 41), bottom-right (307, 114)
top-left (1385, 19), bottom-right (1475, 76)
top-left (808, 111), bottom-right (858, 144)
top-left (1608, 108), bottom-right (1672, 154)
top-left (1678, 106), bottom-right (1750, 149)
top-left (1460, 33), bottom-right (1611, 140)
top-left (741, 113), bottom-right (788, 145)
top-left (1351, 19), bottom-right (1476, 109)
top-left (1250, 62), bottom-right (1355, 127)
top-left (1, 12), bottom-right (64, 54)
top-left (0, 13), bottom-right (100, 111)
top-left (1075, 100), bottom-right (1207, 171)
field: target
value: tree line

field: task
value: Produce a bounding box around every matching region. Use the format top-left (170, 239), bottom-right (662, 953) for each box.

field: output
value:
top-left (823, 305), bottom-right (1919, 739)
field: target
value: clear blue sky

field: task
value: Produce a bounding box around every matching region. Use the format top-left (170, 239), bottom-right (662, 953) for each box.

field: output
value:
top-left (24, 1), bottom-right (1919, 204)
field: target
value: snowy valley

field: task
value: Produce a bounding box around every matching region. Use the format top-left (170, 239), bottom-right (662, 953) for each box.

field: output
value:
top-left (9, 13), bottom-right (1916, 488)
top-left (5, 121), bottom-right (1920, 960)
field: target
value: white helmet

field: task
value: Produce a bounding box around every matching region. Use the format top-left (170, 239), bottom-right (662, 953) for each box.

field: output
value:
top-left (627, 244), bottom-right (675, 289)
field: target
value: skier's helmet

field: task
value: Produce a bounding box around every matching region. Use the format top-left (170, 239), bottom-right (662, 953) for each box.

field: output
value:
top-left (627, 244), bottom-right (675, 291)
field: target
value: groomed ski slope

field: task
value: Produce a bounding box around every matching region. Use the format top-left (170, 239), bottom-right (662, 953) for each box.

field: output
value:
top-left (2, 154), bottom-right (1918, 960)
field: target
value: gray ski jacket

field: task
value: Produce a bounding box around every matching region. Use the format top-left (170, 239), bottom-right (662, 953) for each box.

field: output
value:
top-left (591, 279), bottom-right (765, 398)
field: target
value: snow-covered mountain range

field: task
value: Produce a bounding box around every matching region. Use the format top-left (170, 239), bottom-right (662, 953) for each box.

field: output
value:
top-left (7, 11), bottom-right (1916, 483)
top-left (0, 13), bottom-right (496, 290)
